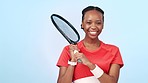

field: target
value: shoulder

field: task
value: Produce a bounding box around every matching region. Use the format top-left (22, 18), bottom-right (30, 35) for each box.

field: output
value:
top-left (100, 41), bottom-right (120, 53)
top-left (62, 45), bottom-right (70, 51)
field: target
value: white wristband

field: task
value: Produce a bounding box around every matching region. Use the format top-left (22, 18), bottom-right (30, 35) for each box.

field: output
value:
top-left (68, 60), bottom-right (77, 66)
top-left (90, 64), bottom-right (104, 78)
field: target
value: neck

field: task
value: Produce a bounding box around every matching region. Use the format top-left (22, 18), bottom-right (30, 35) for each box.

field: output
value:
top-left (83, 38), bottom-right (100, 50)
top-left (83, 37), bottom-right (99, 44)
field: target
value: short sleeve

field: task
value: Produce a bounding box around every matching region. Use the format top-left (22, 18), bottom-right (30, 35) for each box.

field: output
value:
top-left (56, 46), bottom-right (71, 67)
top-left (111, 47), bottom-right (124, 68)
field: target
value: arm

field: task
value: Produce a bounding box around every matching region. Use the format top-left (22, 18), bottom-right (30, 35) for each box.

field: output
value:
top-left (57, 45), bottom-right (78, 83)
top-left (75, 53), bottom-right (121, 83)
top-left (57, 65), bottom-right (75, 83)
top-left (99, 64), bottom-right (120, 83)
top-left (87, 63), bottom-right (120, 83)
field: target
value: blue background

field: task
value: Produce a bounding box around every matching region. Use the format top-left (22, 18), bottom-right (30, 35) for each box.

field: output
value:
top-left (0, 0), bottom-right (148, 83)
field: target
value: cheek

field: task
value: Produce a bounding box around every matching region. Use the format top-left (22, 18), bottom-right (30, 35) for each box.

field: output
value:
top-left (83, 24), bottom-right (90, 29)
top-left (99, 26), bottom-right (103, 30)
top-left (98, 25), bottom-right (104, 30)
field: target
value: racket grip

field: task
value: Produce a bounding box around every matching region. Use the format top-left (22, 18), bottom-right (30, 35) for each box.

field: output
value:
top-left (73, 50), bottom-right (78, 54)
top-left (73, 50), bottom-right (82, 63)
top-left (77, 59), bottom-right (82, 63)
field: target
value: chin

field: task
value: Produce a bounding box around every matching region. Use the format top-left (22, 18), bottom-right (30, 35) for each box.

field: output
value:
top-left (89, 35), bottom-right (98, 40)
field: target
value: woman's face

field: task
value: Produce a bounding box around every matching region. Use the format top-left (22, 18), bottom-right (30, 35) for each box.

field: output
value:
top-left (82, 10), bottom-right (104, 39)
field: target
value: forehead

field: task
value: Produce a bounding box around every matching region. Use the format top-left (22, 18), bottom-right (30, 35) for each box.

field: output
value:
top-left (84, 10), bottom-right (103, 19)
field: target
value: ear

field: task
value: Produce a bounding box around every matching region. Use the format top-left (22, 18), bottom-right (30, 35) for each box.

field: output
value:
top-left (102, 23), bottom-right (104, 29)
top-left (81, 24), bottom-right (84, 29)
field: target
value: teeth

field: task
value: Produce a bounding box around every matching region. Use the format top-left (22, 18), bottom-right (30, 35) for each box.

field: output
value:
top-left (90, 32), bottom-right (97, 35)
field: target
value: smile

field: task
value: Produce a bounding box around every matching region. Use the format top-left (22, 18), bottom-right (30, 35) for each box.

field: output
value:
top-left (89, 31), bottom-right (97, 35)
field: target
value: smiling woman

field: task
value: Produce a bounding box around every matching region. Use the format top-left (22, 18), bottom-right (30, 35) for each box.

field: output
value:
top-left (56, 6), bottom-right (124, 83)
top-left (81, 8), bottom-right (104, 40)
top-left (1, 0), bottom-right (148, 83)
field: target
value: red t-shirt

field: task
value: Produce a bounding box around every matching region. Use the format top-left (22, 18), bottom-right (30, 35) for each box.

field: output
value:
top-left (57, 40), bottom-right (124, 81)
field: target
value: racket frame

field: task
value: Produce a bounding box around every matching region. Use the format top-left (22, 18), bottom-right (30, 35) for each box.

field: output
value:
top-left (51, 14), bottom-right (80, 44)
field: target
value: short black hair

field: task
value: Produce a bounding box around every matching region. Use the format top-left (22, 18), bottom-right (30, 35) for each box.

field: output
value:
top-left (82, 6), bottom-right (104, 21)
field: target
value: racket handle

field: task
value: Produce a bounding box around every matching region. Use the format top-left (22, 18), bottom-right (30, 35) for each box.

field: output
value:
top-left (73, 50), bottom-right (82, 63)
top-left (77, 59), bottom-right (82, 63)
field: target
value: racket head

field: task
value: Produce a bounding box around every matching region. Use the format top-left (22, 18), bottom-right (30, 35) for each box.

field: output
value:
top-left (51, 14), bottom-right (80, 44)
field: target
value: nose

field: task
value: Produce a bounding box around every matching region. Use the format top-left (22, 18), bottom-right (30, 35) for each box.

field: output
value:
top-left (91, 23), bottom-right (97, 29)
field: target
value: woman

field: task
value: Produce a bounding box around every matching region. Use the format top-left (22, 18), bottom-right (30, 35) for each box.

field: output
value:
top-left (56, 6), bottom-right (124, 83)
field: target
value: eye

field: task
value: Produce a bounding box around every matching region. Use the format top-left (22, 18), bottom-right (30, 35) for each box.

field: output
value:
top-left (96, 21), bottom-right (102, 25)
top-left (86, 21), bottom-right (91, 25)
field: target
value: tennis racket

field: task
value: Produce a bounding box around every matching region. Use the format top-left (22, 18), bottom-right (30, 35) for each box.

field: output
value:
top-left (50, 14), bottom-right (81, 62)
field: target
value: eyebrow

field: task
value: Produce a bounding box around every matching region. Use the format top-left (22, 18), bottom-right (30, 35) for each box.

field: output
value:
top-left (86, 19), bottom-right (102, 22)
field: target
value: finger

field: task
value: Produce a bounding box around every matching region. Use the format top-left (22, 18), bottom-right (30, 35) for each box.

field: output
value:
top-left (74, 45), bottom-right (80, 51)
top-left (69, 44), bottom-right (74, 49)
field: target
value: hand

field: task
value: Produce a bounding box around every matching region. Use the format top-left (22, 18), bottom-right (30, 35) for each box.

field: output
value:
top-left (75, 52), bottom-right (96, 69)
top-left (69, 44), bottom-right (80, 62)
top-left (74, 52), bottom-right (90, 65)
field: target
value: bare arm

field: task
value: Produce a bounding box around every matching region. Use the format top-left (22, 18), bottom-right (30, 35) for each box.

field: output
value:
top-left (57, 65), bottom-right (75, 83)
top-left (57, 45), bottom-right (78, 83)
top-left (98, 64), bottom-right (120, 83)
top-left (86, 62), bottom-right (120, 83)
